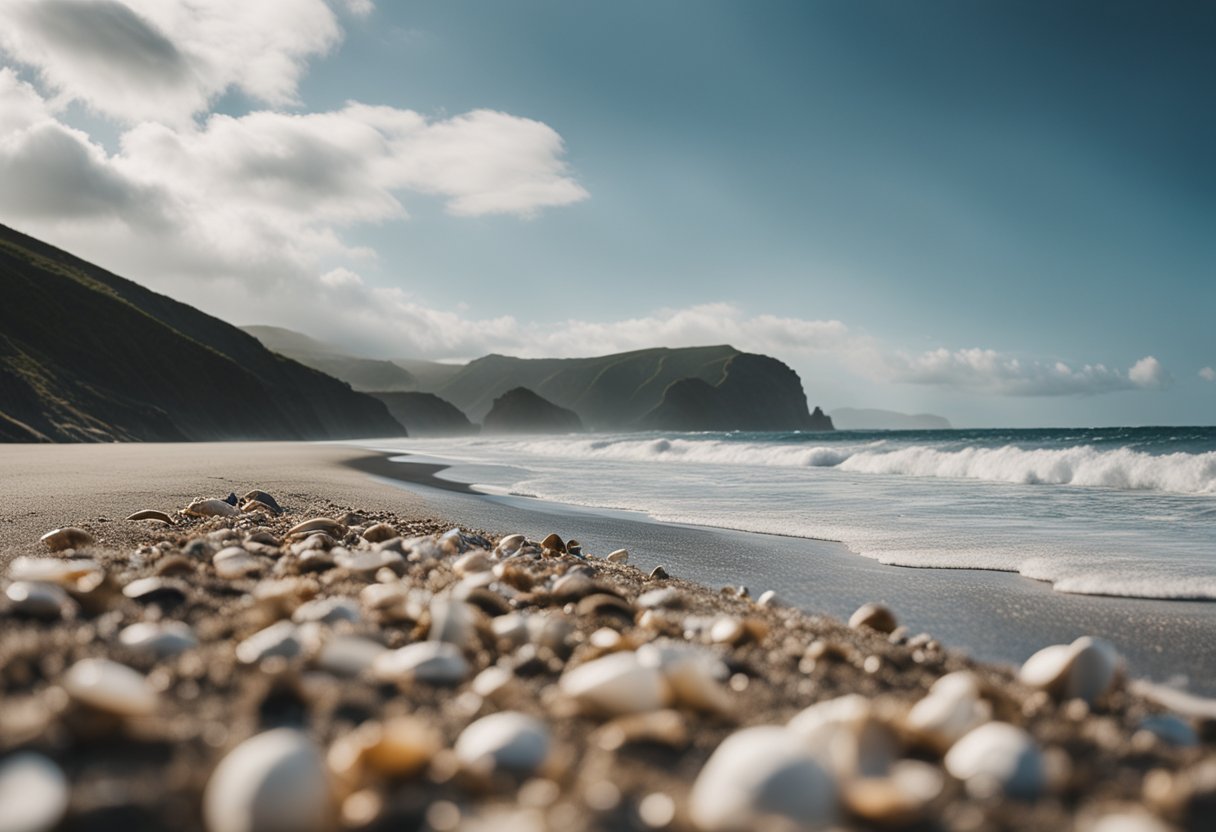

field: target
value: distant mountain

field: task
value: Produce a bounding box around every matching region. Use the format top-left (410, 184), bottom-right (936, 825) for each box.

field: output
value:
top-left (0, 223), bottom-right (403, 442)
top-left (483, 387), bottom-right (583, 434)
top-left (371, 392), bottom-right (477, 437)
top-left (831, 408), bottom-right (952, 430)
top-left (242, 325), bottom-right (419, 393)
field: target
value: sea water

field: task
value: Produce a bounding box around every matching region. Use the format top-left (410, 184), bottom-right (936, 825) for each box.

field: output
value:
top-left (370, 427), bottom-right (1216, 601)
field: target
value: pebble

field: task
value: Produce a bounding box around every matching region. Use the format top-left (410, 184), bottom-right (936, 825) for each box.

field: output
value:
top-left (905, 671), bottom-right (991, 750)
top-left (315, 635), bottom-right (387, 677)
top-left (63, 657), bottom-right (158, 717)
top-left (5, 581), bottom-right (74, 619)
top-left (236, 621), bottom-right (302, 665)
top-left (334, 549), bottom-right (403, 577)
top-left (119, 621), bottom-right (199, 658)
top-left (39, 527), bottom-right (93, 552)
top-left (330, 717), bottom-right (442, 784)
top-left (184, 499), bottom-right (240, 518)
top-left (7, 556), bottom-right (100, 586)
top-left (361, 522), bottom-right (397, 543)
top-left (429, 599), bottom-right (477, 646)
top-left (373, 642), bottom-right (470, 686)
top-left (213, 546), bottom-right (265, 580)
top-left (688, 726), bottom-right (838, 832)
top-left (844, 759), bottom-right (944, 826)
top-left (455, 712), bottom-right (551, 775)
top-left (122, 576), bottom-right (188, 604)
top-left (637, 641), bottom-right (732, 714)
top-left (1019, 636), bottom-right (1121, 704)
top-left (849, 602), bottom-right (898, 634)
top-left (560, 652), bottom-right (671, 716)
top-left (943, 721), bottom-right (1044, 799)
top-left (203, 729), bottom-right (333, 832)
top-left (552, 571), bottom-right (596, 601)
top-left (292, 597), bottom-right (361, 625)
top-left (606, 549), bottom-right (629, 563)
top-left (756, 590), bottom-right (782, 607)
top-left (637, 588), bottom-right (682, 609)
top-left (1137, 714), bottom-right (1198, 747)
top-left (0, 752), bottom-right (69, 832)
top-left (787, 694), bottom-right (896, 778)
top-left (454, 551), bottom-right (493, 576)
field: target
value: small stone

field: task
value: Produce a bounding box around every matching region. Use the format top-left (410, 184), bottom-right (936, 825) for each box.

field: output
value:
top-left (122, 576), bottom-right (188, 604)
top-left (849, 603), bottom-right (898, 634)
top-left (1138, 714), bottom-right (1198, 747)
top-left (0, 752), bottom-right (69, 832)
top-left (236, 621), bottom-right (302, 665)
top-left (292, 597), bottom-right (361, 625)
top-left (315, 635), bottom-right (387, 677)
top-left (63, 657), bottom-right (158, 717)
top-left (8, 556), bottom-right (101, 586)
top-left (455, 712), bottom-right (551, 774)
top-left (595, 709), bottom-right (688, 751)
top-left (429, 599), bottom-right (477, 646)
top-left (637, 588), bottom-right (682, 609)
top-left (334, 549), bottom-right (403, 577)
top-left (1019, 636), bottom-right (1121, 705)
top-left (576, 593), bottom-right (635, 621)
top-left (649, 566), bottom-right (669, 580)
top-left (5, 581), bottom-right (74, 619)
top-left (373, 642), bottom-right (469, 686)
top-left (39, 527), bottom-right (93, 552)
top-left (944, 722), bottom-right (1044, 799)
top-left (552, 571), bottom-right (596, 601)
top-left (904, 671), bottom-right (991, 751)
top-left (636, 641), bottom-right (731, 714)
top-left (606, 549), bottom-right (629, 563)
top-left (119, 621), bottom-right (199, 658)
top-left (213, 546), bottom-right (266, 580)
top-left (709, 616), bottom-right (746, 646)
top-left (560, 652), bottom-right (671, 716)
top-left (361, 522), bottom-right (397, 543)
top-left (204, 728), bottom-right (334, 832)
top-left (184, 498), bottom-right (240, 518)
top-left (689, 726), bottom-right (838, 832)
top-left (454, 551), bottom-right (493, 576)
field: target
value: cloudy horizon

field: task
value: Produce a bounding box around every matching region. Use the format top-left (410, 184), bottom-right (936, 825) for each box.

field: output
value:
top-left (0, 0), bottom-right (1211, 427)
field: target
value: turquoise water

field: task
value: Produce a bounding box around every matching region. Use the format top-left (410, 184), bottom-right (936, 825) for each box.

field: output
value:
top-left (369, 427), bottom-right (1216, 601)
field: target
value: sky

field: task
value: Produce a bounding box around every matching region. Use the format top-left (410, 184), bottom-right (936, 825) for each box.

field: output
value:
top-left (0, 0), bottom-right (1212, 427)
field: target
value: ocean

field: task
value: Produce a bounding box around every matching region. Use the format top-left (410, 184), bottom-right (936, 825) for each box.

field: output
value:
top-left (369, 426), bottom-right (1216, 601)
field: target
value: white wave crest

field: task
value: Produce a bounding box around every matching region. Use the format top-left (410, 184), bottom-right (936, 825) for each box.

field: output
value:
top-left (491, 436), bottom-right (856, 468)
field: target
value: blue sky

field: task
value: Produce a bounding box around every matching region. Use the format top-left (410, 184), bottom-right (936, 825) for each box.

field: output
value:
top-left (0, 1), bottom-right (1211, 426)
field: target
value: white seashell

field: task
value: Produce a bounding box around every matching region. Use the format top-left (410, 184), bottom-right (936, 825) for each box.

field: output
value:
top-left (496, 534), bottom-right (527, 555)
top-left (184, 498), bottom-right (240, 518)
top-left (5, 581), bottom-right (74, 619)
top-left (315, 635), bottom-right (386, 677)
top-left (39, 527), bottom-right (93, 552)
top-left (559, 652), bottom-right (671, 716)
top-left (905, 671), bottom-right (990, 749)
top-left (637, 641), bottom-right (732, 714)
top-left (372, 642), bottom-right (469, 686)
top-left (1019, 636), bottom-right (1120, 704)
top-left (119, 621), bottom-right (198, 658)
top-left (236, 621), bottom-right (302, 665)
top-left (944, 722), bottom-right (1044, 799)
top-left (63, 657), bottom-right (158, 717)
top-left (709, 616), bottom-right (745, 645)
top-left (637, 588), bottom-right (682, 609)
top-left (787, 694), bottom-right (899, 778)
top-left (0, 752), bottom-right (69, 832)
top-left (455, 712), bottom-right (551, 774)
top-left (286, 518), bottom-right (344, 538)
top-left (292, 597), bottom-right (361, 625)
top-left (213, 546), bottom-right (265, 579)
top-left (122, 576), bottom-right (188, 603)
top-left (689, 726), bottom-right (838, 832)
top-left (756, 590), bottom-right (782, 607)
top-left (7, 557), bottom-right (101, 586)
top-left (126, 509), bottom-right (175, 525)
top-left (606, 549), bottom-right (629, 563)
top-left (849, 602), bottom-right (898, 634)
top-left (203, 728), bottom-right (333, 832)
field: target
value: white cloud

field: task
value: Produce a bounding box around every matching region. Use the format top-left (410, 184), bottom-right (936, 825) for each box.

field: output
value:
top-left (0, 0), bottom-right (348, 124)
top-left (1201, 367), bottom-right (1216, 382)
top-left (1127, 355), bottom-right (1168, 389)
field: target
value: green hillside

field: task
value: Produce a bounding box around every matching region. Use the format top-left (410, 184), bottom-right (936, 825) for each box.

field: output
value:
top-left (0, 224), bottom-right (403, 442)
top-left (242, 325), bottom-right (420, 393)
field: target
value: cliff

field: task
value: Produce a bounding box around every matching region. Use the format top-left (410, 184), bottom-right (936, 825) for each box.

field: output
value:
top-left (370, 392), bottom-right (477, 437)
top-left (0, 223), bottom-right (404, 442)
top-left (482, 387), bottom-right (584, 434)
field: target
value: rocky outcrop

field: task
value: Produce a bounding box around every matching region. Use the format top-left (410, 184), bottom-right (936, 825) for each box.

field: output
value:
top-left (370, 392), bottom-right (478, 437)
top-left (482, 388), bottom-right (583, 434)
top-left (0, 223), bottom-right (404, 442)
top-left (640, 353), bottom-right (832, 432)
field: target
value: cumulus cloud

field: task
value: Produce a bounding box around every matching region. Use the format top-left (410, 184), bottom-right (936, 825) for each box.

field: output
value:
top-left (1201, 367), bottom-right (1216, 382)
top-left (0, 0), bottom-right (345, 124)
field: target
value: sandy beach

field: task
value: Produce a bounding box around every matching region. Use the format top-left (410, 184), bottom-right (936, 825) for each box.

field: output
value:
top-left (2, 441), bottom-right (1215, 831)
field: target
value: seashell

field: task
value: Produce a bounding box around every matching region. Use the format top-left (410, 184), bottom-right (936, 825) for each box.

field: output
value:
top-left (454, 585), bottom-right (512, 617)
top-left (566, 539), bottom-right (584, 557)
top-left (455, 712), bottom-right (551, 774)
top-left (334, 549), bottom-right (403, 577)
top-left (122, 576), bottom-right (188, 605)
top-left (372, 642), bottom-right (469, 686)
top-left (649, 566), bottom-right (669, 580)
top-left (710, 616), bottom-right (746, 646)
top-left (119, 621), bottom-right (198, 658)
top-left (184, 499), bottom-right (240, 518)
top-left (606, 548), bottom-right (629, 563)
top-left (788, 694), bottom-right (899, 779)
top-left (0, 752), bottom-right (69, 832)
top-left (213, 546), bottom-right (266, 580)
top-left (290, 533), bottom-right (335, 554)
top-left (286, 518), bottom-right (345, 539)
top-left (637, 588), bottom-right (682, 609)
top-left (454, 551), bottom-right (493, 576)
top-left (5, 581), bottom-right (75, 619)
top-left (943, 722), bottom-right (1044, 799)
top-left (8, 556), bottom-right (101, 586)
top-left (361, 522), bottom-right (397, 543)
top-left (439, 528), bottom-right (492, 554)
top-left (595, 709), bottom-right (688, 750)
top-left (292, 597), bottom-right (361, 625)
top-left (540, 533), bottom-right (566, 554)
top-left (849, 602), bottom-right (898, 634)
top-left (296, 549), bottom-right (335, 573)
top-left (905, 671), bottom-right (991, 750)
top-left (428, 599), bottom-right (477, 647)
top-left (63, 657), bottom-right (158, 717)
top-left (242, 490), bottom-right (283, 514)
top-left (1019, 636), bottom-right (1121, 705)
top-left (559, 652), bottom-right (671, 716)
top-left (204, 728), bottom-right (333, 832)
top-left (236, 621), bottom-right (302, 665)
top-left (315, 635), bottom-right (387, 677)
top-left (689, 726), bottom-right (838, 832)
top-left (844, 759), bottom-right (944, 826)
top-left (756, 590), bottom-right (782, 607)
top-left (787, 694), bottom-right (871, 749)
top-left (552, 571), bottom-right (596, 601)
top-left (496, 533), bottom-right (527, 555)
top-left (125, 509), bottom-right (175, 525)
top-left (576, 593), bottom-right (635, 621)
top-left (241, 499), bottom-right (279, 516)
top-left (39, 527), bottom-right (93, 552)
top-left (637, 641), bottom-right (732, 715)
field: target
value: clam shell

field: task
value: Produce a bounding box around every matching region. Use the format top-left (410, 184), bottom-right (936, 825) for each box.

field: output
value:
top-left (606, 549), bottom-right (629, 563)
top-left (559, 652), bottom-right (671, 716)
top-left (1019, 636), bottom-right (1120, 704)
top-left (689, 726), bottom-right (838, 832)
top-left (496, 533), bottom-right (527, 555)
top-left (361, 522), bottom-right (397, 543)
top-left (849, 602), bottom-right (898, 634)
top-left (539, 533), bottom-right (566, 553)
top-left (905, 671), bottom-right (990, 749)
top-left (125, 509), bottom-right (175, 525)
top-left (63, 657), bottom-right (158, 717)
top-left (287, 518), bottom-right (345, 538)
top-left (455, 712), bottom-right (551, 774)
top-left (184, 499), bottom-right (240, 518)
top-left (203, 729), bottom-right (333, 832)
top-left (39, 527), bottom-right (93, 552)
top-left (0, 752), bottom-right (69, 832)
top-left (242, 490), bottom-right (283, 514)
top-left (944, 722), bottom-right (1044, 799)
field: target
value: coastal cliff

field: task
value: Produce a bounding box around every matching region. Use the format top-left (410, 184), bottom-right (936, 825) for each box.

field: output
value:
top-left (370, 392), bottom-right (478, 436)
top-left (483, 387), bottom-right (584, 434)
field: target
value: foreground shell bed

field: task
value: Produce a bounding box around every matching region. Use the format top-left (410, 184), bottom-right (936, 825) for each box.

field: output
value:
top-left (0, 497), bottom-right (1213, 832)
